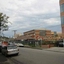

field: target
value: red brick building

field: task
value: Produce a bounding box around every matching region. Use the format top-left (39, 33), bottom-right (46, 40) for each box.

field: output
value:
top-left (15, 29), bottom-right (64, 42)
top-left (23, 29), bottom-right (54, 41)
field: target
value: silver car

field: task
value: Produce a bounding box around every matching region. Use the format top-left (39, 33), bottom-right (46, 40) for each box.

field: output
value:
top-left (1, 44), bottom-right (19, 56)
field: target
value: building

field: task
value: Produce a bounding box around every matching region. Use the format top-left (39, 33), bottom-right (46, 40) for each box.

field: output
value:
top-left (15, 29), bottom-right (63, 41)
top-left (14, 29), bottom-right (64, 46)
top-left (24, 29), bottom-right (54, 41)
top-left (13, 33), bottom-right (22, 39)
top-left (24, 29), bottom-right (44, 40)
top-left (60, 0), bottom-right (64, 33)
top-left (57, 32), bottom-right (64, 39)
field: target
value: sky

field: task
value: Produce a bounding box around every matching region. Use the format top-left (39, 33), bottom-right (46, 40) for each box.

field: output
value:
top-left (0, 0), bottom-right (61, 37)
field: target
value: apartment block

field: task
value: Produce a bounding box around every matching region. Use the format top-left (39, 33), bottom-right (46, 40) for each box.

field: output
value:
top-left (24, 29), bottom-right (54, 41)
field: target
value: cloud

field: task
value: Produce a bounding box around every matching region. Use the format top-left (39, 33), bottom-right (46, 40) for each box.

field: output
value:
top-left (0, 0), bottom-right (61, 36)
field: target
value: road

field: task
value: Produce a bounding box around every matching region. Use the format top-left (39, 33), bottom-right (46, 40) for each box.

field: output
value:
top-left (9, 47), bottom-right (64, 64)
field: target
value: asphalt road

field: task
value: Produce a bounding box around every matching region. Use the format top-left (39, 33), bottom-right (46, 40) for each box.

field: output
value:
top-left (9, 47), bottom-right (64, 64)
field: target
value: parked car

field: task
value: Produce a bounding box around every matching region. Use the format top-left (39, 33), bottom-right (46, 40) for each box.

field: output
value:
top-left (18, 43), bottom-right (24, 47)
top-left (15, 43), bottom-right (24, 47)
top-left (58, 39), bottom-right (64, 47)
top-left (1, 41), bottom-right (19, 56)
top-left (58, 42), bottom-right (64, 47)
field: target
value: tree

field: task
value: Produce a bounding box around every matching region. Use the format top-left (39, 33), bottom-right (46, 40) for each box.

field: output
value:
top-left (0, 13), bottom-right (9, 36)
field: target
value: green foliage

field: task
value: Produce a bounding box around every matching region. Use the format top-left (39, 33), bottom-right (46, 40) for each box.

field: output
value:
top-left (0, 13), bottom-right (9, 31)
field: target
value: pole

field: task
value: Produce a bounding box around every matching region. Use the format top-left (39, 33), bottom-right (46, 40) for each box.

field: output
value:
top-left (13, 30), bottom-right (17, 38)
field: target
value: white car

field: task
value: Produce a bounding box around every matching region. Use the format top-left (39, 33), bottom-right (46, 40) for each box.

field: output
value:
top-left (1, 42), bottom-right (19, 56)
top-left (15, 43), bottom-right (24, 47)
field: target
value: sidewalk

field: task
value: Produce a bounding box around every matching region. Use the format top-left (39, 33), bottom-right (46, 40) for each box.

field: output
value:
top-left (0, 53), bottom-right (14, 64)
top-left (44, 47), bottom-right (64, 53)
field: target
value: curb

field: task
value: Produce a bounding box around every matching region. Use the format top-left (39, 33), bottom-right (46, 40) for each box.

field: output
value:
top-left (45, 50), bottom-right (64, 53)
top-left (24, 46), bottom-right (43, 50)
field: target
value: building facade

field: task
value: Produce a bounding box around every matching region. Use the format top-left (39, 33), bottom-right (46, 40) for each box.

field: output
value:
top-left (60, 0), bottom-right (64, 33)
top-left (24, 30), bottom-right (43, 40)
top-left (15, 29), bottom-right (63, 42)
top-left (24, 29), bottom-right (54, 41)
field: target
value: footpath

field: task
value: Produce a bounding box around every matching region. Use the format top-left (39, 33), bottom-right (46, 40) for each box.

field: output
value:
top-left (0, 53), bottom-right (14, 64)
top-left (44, 47), bottom-right (64, 53)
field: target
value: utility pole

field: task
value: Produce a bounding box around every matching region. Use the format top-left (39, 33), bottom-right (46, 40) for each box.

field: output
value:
top-left (13, 30), bottom-right (17, 38)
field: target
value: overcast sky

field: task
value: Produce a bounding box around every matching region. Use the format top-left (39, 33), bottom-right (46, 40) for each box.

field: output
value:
top-left (0, 0), bottom-right (61, 37)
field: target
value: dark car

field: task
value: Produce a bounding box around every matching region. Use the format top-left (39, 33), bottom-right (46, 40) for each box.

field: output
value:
top-left (58, 39), bottom-right (64, 47)
top-left (59, 42), bottom-right (64, 47)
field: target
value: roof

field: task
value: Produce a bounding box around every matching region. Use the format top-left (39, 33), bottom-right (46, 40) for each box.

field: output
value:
top-left (15, 35), bottom-right (34, 40)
